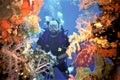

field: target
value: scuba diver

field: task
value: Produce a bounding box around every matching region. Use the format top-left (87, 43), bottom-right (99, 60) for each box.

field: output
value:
top-left (37, 18), bottom-right (70, 79)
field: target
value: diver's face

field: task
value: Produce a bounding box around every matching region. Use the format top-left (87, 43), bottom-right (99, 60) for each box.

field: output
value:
top-left (49, 21), bottom-right (59, 33)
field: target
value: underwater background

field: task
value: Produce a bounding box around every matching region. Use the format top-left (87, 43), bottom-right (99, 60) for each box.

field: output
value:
top-left (38, 0), bottom-right (101, 79)
top-left (0, 0), bottom-right (120, 80)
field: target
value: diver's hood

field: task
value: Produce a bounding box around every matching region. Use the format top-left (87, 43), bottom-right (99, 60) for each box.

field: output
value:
top-left (48, 20), bottom-right (61, 32)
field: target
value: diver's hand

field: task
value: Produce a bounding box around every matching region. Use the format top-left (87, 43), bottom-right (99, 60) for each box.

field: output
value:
top-left (47, 51), bottom-right (58, 66)
top-left (57, 53), bottom-right (68, 60)
top-left (48, 51), bottom-right (57, 60)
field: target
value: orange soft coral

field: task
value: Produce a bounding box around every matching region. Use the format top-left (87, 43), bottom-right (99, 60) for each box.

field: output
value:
top-left (10, 15), bottom-right (23, 25)
top-left (20, 0), bottom-right (44, 16)
top-left (13, 36), bottom-right (23, 43)
top-left (97, 48), bottom-right (117, 57)
top-left (21, 0), bottom-right (32, 17)
top-left (0, 30), bottom-right (13, 43)
top-left (118, 32), bottom-right (120, 38)
top-left (73, 41), bottom-right (97, 67)
top-left (0, 20), bottom-right (11, 29)
top-left (33, 0), bottom-right (44, 15)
